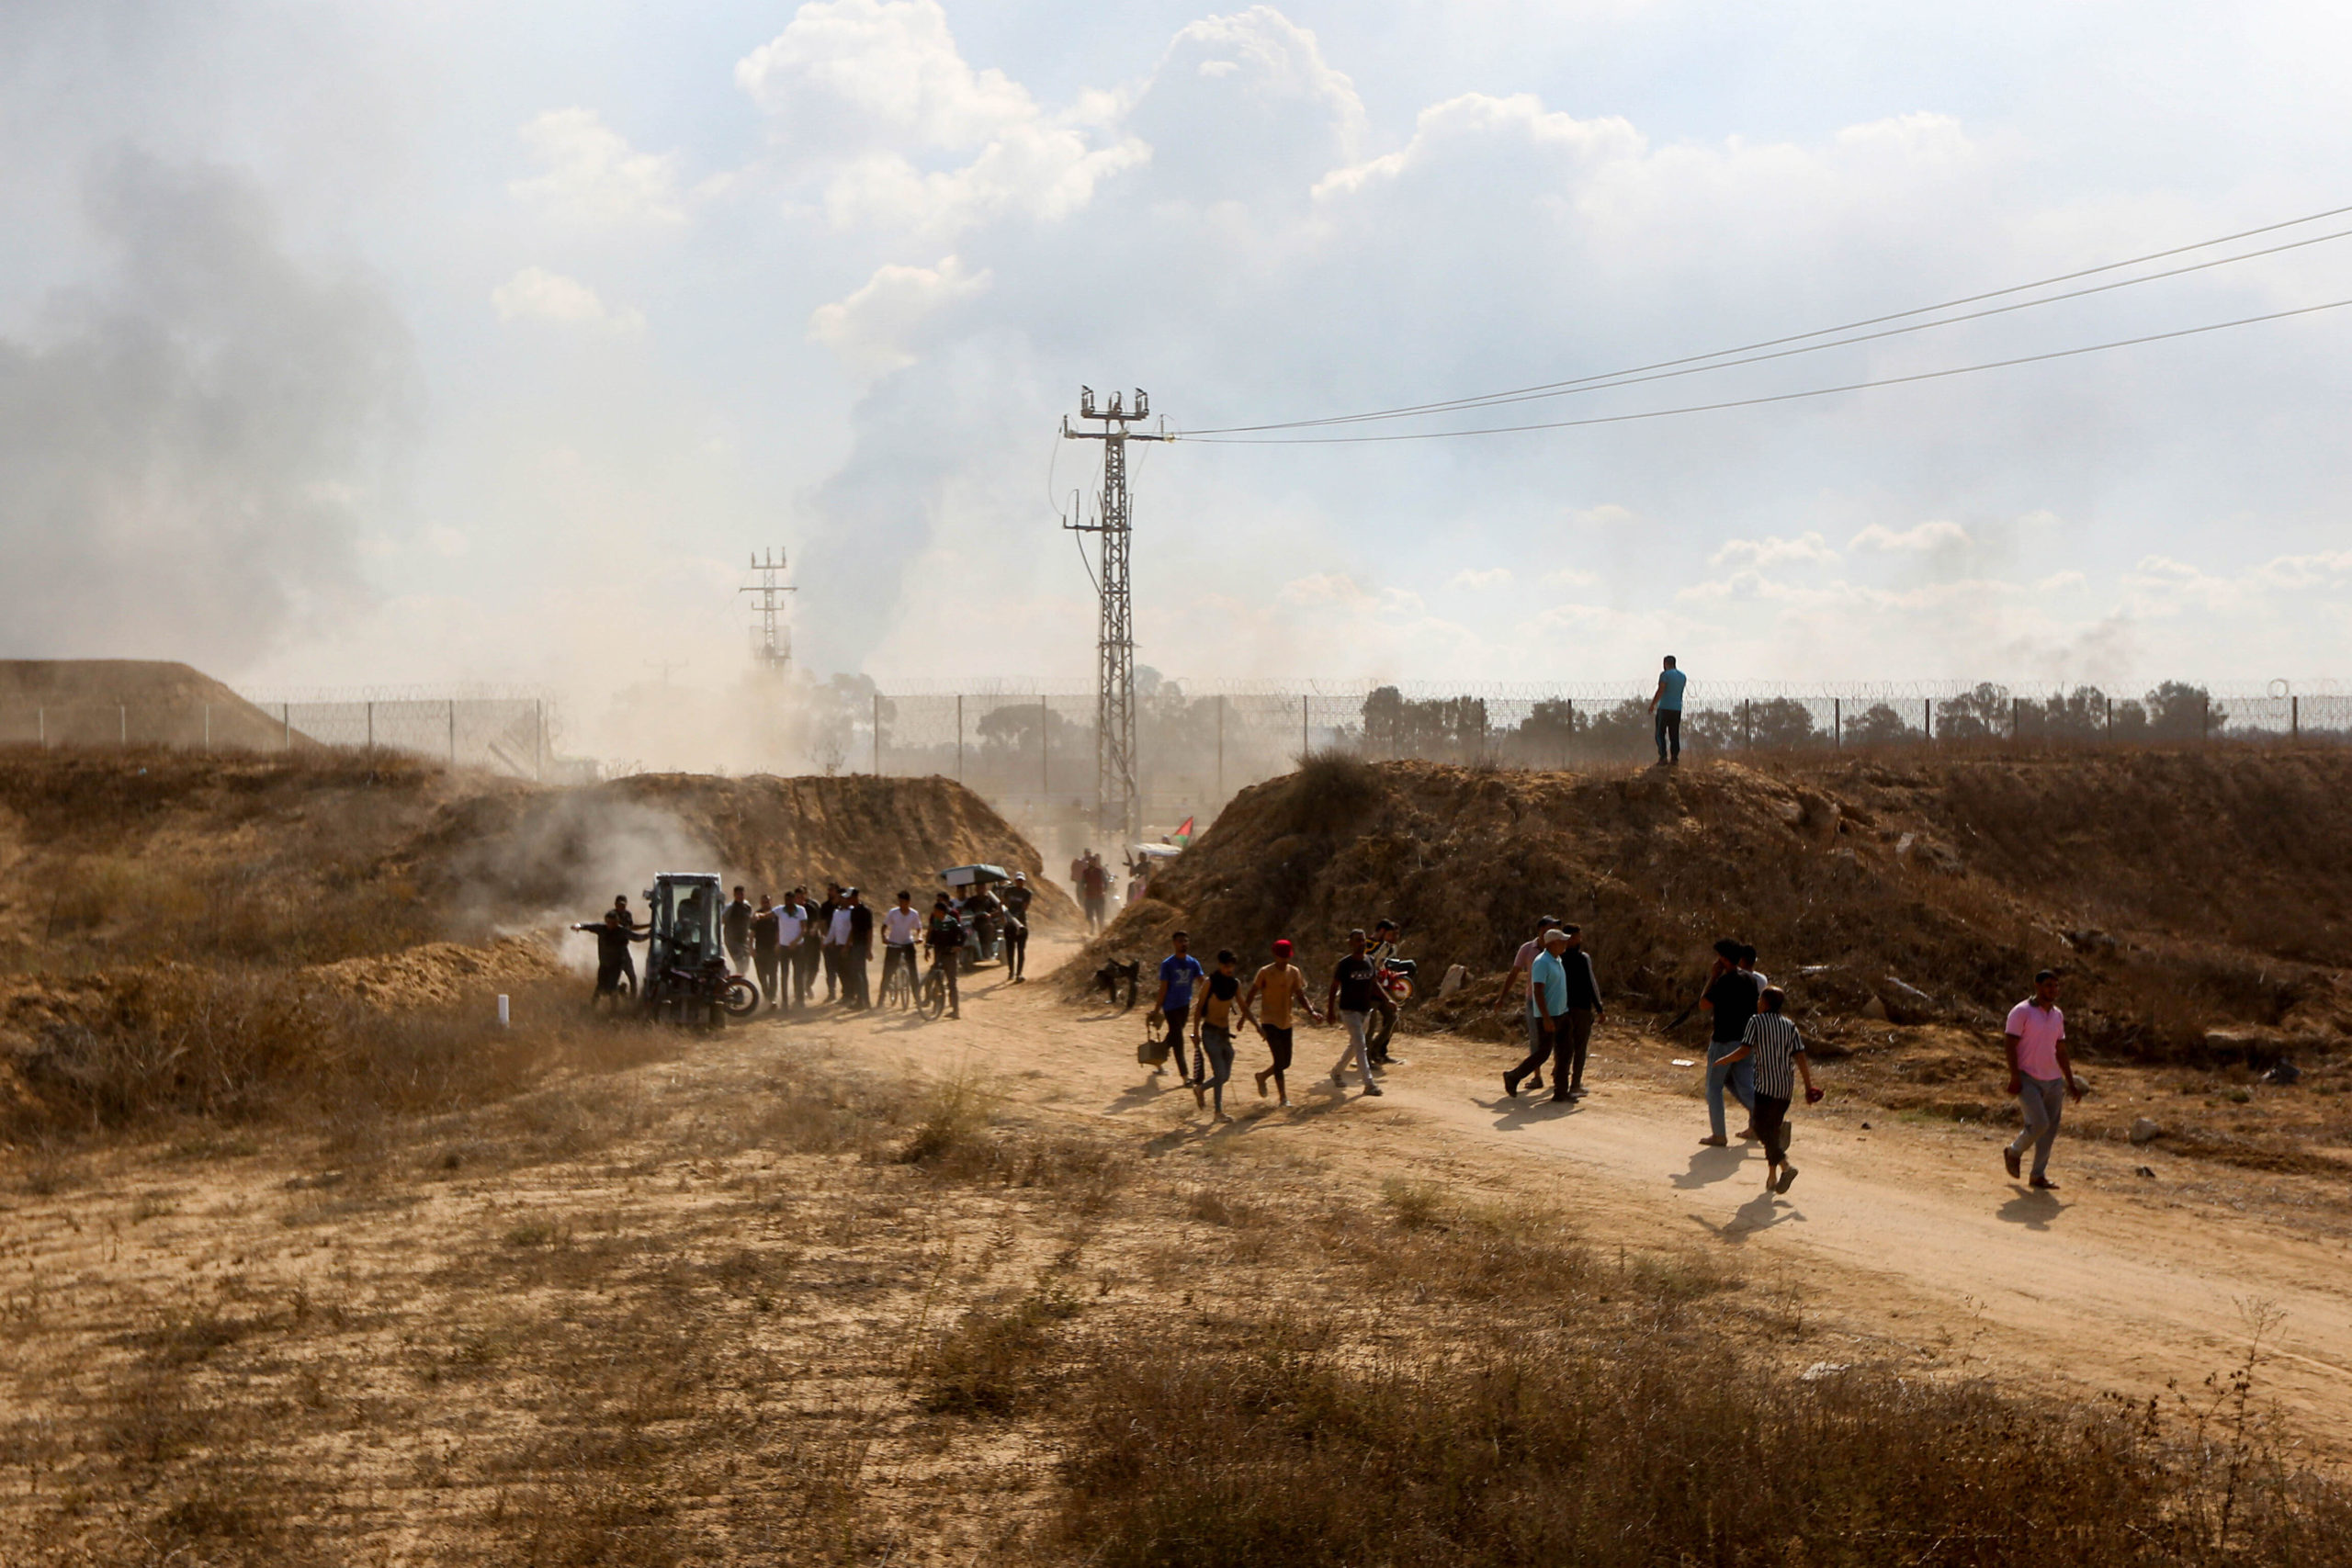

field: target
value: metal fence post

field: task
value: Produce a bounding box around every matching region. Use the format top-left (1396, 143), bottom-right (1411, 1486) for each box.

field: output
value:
top-left (119, 704), bottom-right (128, 748)
top-left (2201, 693), bottom-right (2210, 741)
top-left (367, 700), bottom-right (375, 752)
top-left (203, 704), bottom-right (211, 752)
top-left (1743, 698), bottom-right (1751, 749)
top-left (2011, 696), bottom-right (2021, 743)
top-left (2292, 694), bottom-right (2300, 739)
top-left (2105, 695), bottom-right (2112, 738)
top-left (1833, 698), bottom-right (1841, 750)
top-left (1924, 698), bottom-right (1932, 743)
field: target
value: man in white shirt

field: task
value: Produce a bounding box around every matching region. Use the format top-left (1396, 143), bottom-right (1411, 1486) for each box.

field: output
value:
top-left (881, 890), bottom-right (924, 1002)
top-left (775, 894), bottom-right (809, 1011)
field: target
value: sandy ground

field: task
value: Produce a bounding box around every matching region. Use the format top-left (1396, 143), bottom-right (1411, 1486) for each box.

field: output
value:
top-left (899, 940), bottom-right (2352, 1456)
top-left (6, 933), bottom-right (2350, 1560)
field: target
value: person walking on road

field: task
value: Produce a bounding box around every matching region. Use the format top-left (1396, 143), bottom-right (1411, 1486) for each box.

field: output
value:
top-left (1154, 931), bottom-right (1207, 1081)
top-left (1700, 938), bottom-right (1760, 1145)
top-left (751, 896), bottom-right (782, 1010)
top-left (722, 886), bottom-right (754, 975)
top-left (2003, 969), bottom-right (2084, 1190)
top-left (1242, 938), bottom-right (1318, 1106)
top-left (1363, 917), bottom-right (1413, 1066)
top-left (1506, 924), bottom-right (1603, 1101)
top-left (1000, 873), bottom-right (1034, 982)
top-left (1713, 987), bottom-right (1819, 1193)
top-left (1080, 852), bottom-right (1110, 933)
top-left (1192, 951), bottom-right (1244, 1121)
top-left (1648, 654), bottom-right (1688, 766)
top-left (608, 895), bottom-right (647, 995)
top-left (1493, 916), bottom-right (1562, 1094)
top-left (1325, 930), bottom-right (1385, 1097)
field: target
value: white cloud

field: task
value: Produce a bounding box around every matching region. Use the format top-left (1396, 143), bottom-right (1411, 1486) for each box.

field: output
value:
top-left (1452, 567), bottom-right (1512, 590)
top-left (491, 266), bottom-right (645, 334)
top-left (1540, 567), bottom-right (1599, 589)
top-left (1850, 519), bottom-right (1972, 552)
top-left (738, 0), bottom-right (1147, 239)
top-left (1710, 532), bottom-right (1838, 569)
top-left (1566, 504), bottom-right (1636, 529)
top-left (424, 525), bottom-right (469, 558)
top-left (1278, 571), bottom-right (1371, 610)
top-left (808, 254), bottom-right (992, 370)
top-left (510, 108), bottom-right (684, 226)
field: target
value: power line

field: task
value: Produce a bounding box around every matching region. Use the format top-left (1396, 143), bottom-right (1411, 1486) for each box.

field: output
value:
top-left (1176, 297), bottom-right (2352, 445)
top-left (1182, 200), bottom-right (2352, 435)
top-left (1203, 225), bottom-right (2352, 430)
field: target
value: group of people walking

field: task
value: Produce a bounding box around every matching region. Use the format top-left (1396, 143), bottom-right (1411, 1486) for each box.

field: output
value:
top-left (1142, 907), bottom-right (2082, 1197)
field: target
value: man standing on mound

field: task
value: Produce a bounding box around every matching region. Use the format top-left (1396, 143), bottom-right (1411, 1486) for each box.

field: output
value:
top-left (1326, 930), bottom-right (1385, 1097)
top-left (1648, 654), bottom-right (1687, 766)
top-left (2004, 969), bottom-right (2084, 1190)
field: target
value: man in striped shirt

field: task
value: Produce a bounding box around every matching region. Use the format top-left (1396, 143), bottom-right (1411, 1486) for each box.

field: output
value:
top-left (1713, 987), bottom-right (1819, 1193)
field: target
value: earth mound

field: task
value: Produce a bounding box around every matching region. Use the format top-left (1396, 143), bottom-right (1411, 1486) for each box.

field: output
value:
top-left (0, 659), bottom-right (291, 749)
top-left (1067, 750), bottom-right (2352, 1057)
top-left (0, 750), bottom-right (1073, 973)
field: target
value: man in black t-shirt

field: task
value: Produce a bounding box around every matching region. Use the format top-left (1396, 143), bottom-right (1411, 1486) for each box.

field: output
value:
top-left (722, 886), bottom-right (754, 975)
top-left (1323, 929), bottom-right (1385, 1097)
top-left (1698, 938), bottom-right (1759, 1145)
top-left (571, 910), bottom-right (650, 1010)
top-left (999, 873), bottom-right (1033, 982)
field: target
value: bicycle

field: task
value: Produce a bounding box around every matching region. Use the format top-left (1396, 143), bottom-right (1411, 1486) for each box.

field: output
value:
top-left (876, 947), bottom-right (921, 1010)
top-left (920, 958), bottom-right (953, 1021)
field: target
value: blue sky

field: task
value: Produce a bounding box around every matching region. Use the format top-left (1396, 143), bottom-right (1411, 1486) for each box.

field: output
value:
top-left (4, 0), bottom-right (2350, 709)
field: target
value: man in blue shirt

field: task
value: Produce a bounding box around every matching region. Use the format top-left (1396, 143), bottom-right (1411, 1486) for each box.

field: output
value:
top-left (1648, 655), bottom-right (1687, 765)
top-left (1154, 931), bottom-right (1207, 1081)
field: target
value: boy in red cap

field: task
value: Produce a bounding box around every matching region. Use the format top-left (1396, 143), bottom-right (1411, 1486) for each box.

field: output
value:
top-left (1241, 937), bottom-right (1319, 1107)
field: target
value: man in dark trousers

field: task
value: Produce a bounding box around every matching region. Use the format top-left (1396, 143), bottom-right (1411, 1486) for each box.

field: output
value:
top-left (722, 885), bottom-right (754, 975)
top-left (815, 882), bottom-right (845, 1002)
top-left (839, 887), bottom-right (875, 1010)
top-left (571, 908), bottom-right (650, 1010)
top-left (785, 886), bottom-right (821, 1010)
top-left (999, 872), bottom-right (1034, 982)
top-left (1648, 654), bottom-right (1688, 766)
top-left (1700, 937), bottom-right (1759, 1145)
top-left (1504, 923), bottom-right (1603, 1101)
top-left (607, 895), bottom-right (647, 995)
top-left (750, 895), bottom-right (782, 1010)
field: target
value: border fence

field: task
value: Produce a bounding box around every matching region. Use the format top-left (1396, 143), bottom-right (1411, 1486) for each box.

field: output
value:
top-left (0, 695), bottom-right (555, 779)
top-left (4, 679), bottom-right (2345, 835)
top-left (858, 680), bottom-right (2352, 840)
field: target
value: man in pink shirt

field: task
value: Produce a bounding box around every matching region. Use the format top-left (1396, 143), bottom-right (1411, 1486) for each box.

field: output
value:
top-left (2003, 968), bottom-right (2084, 1189)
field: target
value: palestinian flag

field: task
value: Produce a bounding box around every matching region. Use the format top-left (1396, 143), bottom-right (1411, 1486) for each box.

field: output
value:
top-left (1172, 816), bottom-right (1195, 845)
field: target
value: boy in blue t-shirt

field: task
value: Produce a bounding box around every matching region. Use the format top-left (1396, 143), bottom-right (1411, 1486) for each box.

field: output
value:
top-left (1648, 654), bottom-right (1688, 765)
top-left (1155, 931), bottom-right (1207, 1078)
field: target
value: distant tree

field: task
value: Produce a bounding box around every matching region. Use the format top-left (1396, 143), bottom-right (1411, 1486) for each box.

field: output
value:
top-left (2031, 686), bottom-right (2109, 740)
top-left (2143, 681), bottom-right (2222, 739)
top-left (976, 703), bottom-right (1069, 755)
top-left (1842, 702), bottom-right (1916, 747)
top-left (1752, 697), bottom-right (1826, 750)
top-left (1935, 682), bottom-right (2010, 740)
top-left (1362, 687), bottom-right (1488, 758)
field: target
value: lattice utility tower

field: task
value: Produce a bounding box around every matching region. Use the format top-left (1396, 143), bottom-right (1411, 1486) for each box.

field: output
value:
top-left (740, 547), bottom-right (796, 673)
top-left (1062, 388), bottom-right (1168, 844)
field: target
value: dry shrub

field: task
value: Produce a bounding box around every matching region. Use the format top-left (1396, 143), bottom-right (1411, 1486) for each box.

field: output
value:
top-left (1057, 1323), bottom-right (2344, 1568)
top-left (919, 1283), bottom-right (1082, 1417)
top-left (10, 973), bottom-right (677, 1136)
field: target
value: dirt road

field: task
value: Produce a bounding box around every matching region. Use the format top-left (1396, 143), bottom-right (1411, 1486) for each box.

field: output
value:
top-left (854, 941), bottom-right (2352, 1454)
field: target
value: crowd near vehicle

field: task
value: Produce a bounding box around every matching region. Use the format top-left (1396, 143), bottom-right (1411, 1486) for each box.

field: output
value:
top-left (640, 872), bottom-right (758, 1026)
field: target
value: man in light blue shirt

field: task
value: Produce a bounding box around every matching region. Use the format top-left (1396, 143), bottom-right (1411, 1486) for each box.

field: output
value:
top-left (1648, 655), bottom-right (1687, 766)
